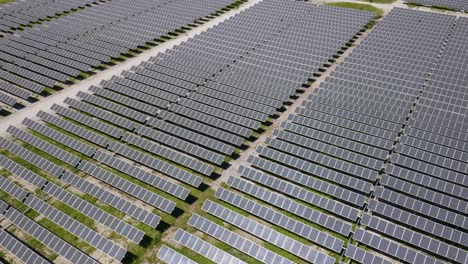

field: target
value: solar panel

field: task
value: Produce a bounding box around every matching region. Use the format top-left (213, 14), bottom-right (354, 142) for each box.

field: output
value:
top-left (203, 199), bottom-right (335, 264)
top-left (0, 136), bottom-right (64, 177)
top-left (108, 141), bottom-right (203, 187)
top-left (108, 76), bottom-right (179, 102)
top-left (0, 174), bottom-right (29, 201)
top-left (78, 160), bottom-right (176, 214)
top-left (247, 155), bottom-right (366, 206)
top-left (215, 188), bottom-right (344, 253)
top-left (37, 111), bottom-right (110, 148)
top-left (0, 228), bottom-right (50, 264)
top-left (7, 126), bottom-right (81, 166)
top-left (135, 124), bottom-right (227, 164)
top-left (0, 91), bottom-right (17, 106)
top-left (256, 145), bottom-right (372, 193)
top-left (345, 245), bottom-right (392, 264)
top-left (61, 171), bottom-right (161, 228)
top-left (93, 150), bottom-right (189, 200)
top-left (0, 155), bottom-right (47, 188)
top-left (22, 118), bottom-right (97, 157)
top-left (77, 91), bottom-right (149, 123)
top-left (24, 195), bottom-right (127, 261)
top-left (4, 207), bottom-right (99, 264)
top-left (100, 81), bottom-right (170, 108)
top-left (368, 200), bottom-right (467, 247)
top-left (157, 245), bottom-right (197, 264)
top-left (65, 97), bottom-right (137, 131)
top-left (89, 86), bottom-right (160, 116)
top-left (0, 68), bottom-right (44, 93)
top-left (273, 129), bottom-right (383, 170)
top-left (0, 79), bottom-right (31, 99)
top-left (188, 213), bottom-right (294, 264)
top-left (177, 98), bottom-right (261, 130)
top-left (122, 132), bottom-right (214, 176)
top-left (227, 176), bottom-right (351, 236)
top-left (361, 214), bottom-right (467, 263)
top-left (374, 187), bottom-right (467, 229)
top-left (43, 182), bottom-right (145, 244)
top-left (173, 229), bottom-right (246, 264)
top-left (239, 165), bottom-right (360, 221)
top-left (156, 111), bottom-right (244, 146)
top-left (51, 103), bottom-right (124, 139)
top-left (380, 174), bottom-right (466, 214)
top-left (353, 228), bottom-right (444, 264)
top-left (167, 104), bottom-right (252, 138)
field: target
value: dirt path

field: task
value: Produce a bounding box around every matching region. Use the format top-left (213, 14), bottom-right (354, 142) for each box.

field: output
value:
top-left (0, 0), bottom-right (263, 135)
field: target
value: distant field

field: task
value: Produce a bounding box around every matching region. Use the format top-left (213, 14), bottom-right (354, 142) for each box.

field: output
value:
top-left (359, 0), bottom-right (396, 4)
top-left (326, 2), bottom-right (384, 17)
top-left (0, 0), bottom-right (14, 4)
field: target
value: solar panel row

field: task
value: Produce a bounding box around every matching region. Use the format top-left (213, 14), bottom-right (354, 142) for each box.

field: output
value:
top-left (0, 228), bottom-right (50, 264)
top-left (127, 6), bottom-right (373, 263)
top-left (203, 199), bottom-right (335, 264)
top-left (353, 9), bottom-right (468, 264)
top-left (25, 195), bottom-right (127, 261)
top-left (78, 160), bottom-right (176, 214)
top-left (188, 213), bottom-right (294, 264)
top-left (43, 182), bottom-right (145, 243)
top-left (61, 171), bottom-right (161, 228)
top-left (93, 150), bottom-right (190, 200)
top-left (228, 6), bottom-right (467, 264)
top-left (173, 229), bottom-right (246, 264)
top-left (0, 136), bottom-right (64, 177)
top-left (0, 0), bottom-right (242, 109)
top-left (7, 125), bottom-right (81, 166)
top-left (0, 177), bottom-right (101, 263)
top-left (157, 245), bottom-right (196, 264)
top-left (4, 207), bottom-right (99, 264)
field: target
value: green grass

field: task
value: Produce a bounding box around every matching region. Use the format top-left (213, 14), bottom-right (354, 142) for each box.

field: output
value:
top-left (0, 0), bottom-right (14, 4)
top-left (430, 4), bottom-right (457, 11)
top-left (24, 236), bottom-right (59, 261)
top-left (359, 0), bottom-right (395, 3)
top-left (405, 2), bottom-right (458, 11)
top-left (326, 2), bottom-right (384, 17)
top-left (37, 218), bottom-right (95, 254)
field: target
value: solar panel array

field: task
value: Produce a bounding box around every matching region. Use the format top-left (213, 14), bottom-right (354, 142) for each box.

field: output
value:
top-left (0, 0), bottom-right (97, 31)
top-left (0, 177), bottom-right (101, 264)
top-left (0, 228), bottom-right (50, 264)
top-left (0, 0), bottom-right (375, 262)
top-left (4, 0), bottom-right (466, 263)
top-left (224, 7), bottom-right (467, 264)
top-left (24, 195), bottom-right (127, 261)
top-left (157, 245), bottom-right (197, 264)
top-left (188, 213), bottom-right (294, 264)
top-left (0, 0), bottom-right (247, 259)
top-left (354, 9), bottom-right (467, 264)
top-left (0, 0), bottom-right (242, 112)
top-left (114, 0), bottom-right (373, 262)
top-left (172, 229), bottom-right (246, 264)
top-left (405, 0), bottom-right (468, 11)
top-left (4, 206), bottom-right (99, 264)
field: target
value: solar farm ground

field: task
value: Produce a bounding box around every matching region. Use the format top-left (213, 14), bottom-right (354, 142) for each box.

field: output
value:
top-left (0, 0), bottom-right (466, 264)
